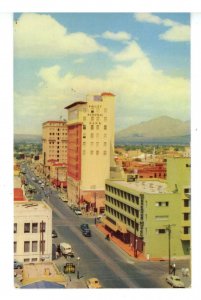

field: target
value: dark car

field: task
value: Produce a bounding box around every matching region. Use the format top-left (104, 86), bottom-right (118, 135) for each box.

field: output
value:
top-left (82, 229), bottom-right (91, 237)
top-left (52, 229), bottom-right (58, 238)
top-left (14, 260), bottom-right (23, 269)
top-left (80, 224), bottom-right (89, 230)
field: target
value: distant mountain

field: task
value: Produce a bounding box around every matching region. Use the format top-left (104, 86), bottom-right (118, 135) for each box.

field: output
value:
top-left (115, 116), bottom-right (190, 145)
top-left (14, 134), bottom-right (42, 144)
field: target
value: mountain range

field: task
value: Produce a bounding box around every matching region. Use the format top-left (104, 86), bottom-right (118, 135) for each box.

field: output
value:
top-left (115, 116), bottom-right (190, 145)
top-left (14, 116), bottom-right (190, 145)
top-left (14, 134), bottom-right (42, 144)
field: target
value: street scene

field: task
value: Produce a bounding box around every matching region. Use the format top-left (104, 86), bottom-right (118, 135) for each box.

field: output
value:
top-left (13, 13), bottom-right (191, 289)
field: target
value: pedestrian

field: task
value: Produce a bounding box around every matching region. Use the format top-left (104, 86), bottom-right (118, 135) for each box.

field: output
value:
top-left (171, 263), bottom-right (176, 275)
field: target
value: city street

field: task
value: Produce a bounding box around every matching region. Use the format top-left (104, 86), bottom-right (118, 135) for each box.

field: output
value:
top-left (22, 163), bottom-right (190, 288)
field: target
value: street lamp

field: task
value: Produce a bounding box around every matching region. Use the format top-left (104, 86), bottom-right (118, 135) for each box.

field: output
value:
top-left (165, 224), bottom-right (175, 274)
top-left (77, 257), bottom-right (80, 279)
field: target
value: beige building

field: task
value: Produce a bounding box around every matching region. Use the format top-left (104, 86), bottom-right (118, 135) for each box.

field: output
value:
top-left (42, 120), bottom-right (67, 177)
top-left (14, 200), bottom-right (52, 263)
top-left (65, 92), bottom-right (115, 212)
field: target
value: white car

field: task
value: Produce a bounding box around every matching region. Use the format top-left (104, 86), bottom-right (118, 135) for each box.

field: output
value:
top-left (74, 209), bottom-right (82, 215)
top-left (166, 275), bottom-right (185, 288)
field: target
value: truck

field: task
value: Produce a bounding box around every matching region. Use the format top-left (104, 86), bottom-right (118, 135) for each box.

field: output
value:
top-left (59, 242), bottom-right (74, 257)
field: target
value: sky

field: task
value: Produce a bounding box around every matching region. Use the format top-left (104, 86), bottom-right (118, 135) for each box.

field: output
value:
top-left (14, 13), bottom-right (190, 135)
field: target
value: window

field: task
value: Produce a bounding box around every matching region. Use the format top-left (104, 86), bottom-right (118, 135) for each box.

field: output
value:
top-left (24, 223), bottom-right (30, 233)
top-left (24, 241), bottom-right (30, 252)
top-left (184, 227), bottom-right (190, 234)
top-left (32, 258), bottom-right (38, 262)
top-left (32, 241), bottom-right (38, 252)
top-left (156, 229), bottom-right (166, 234)
top-left (104, 125), bottom-right (107, 130)
top-left (155, 201), bottom-right (169, 207)
top-left (40, 222), bottom-right (46, 233)
top-left (96, 150), bottom-right (99, 155)
top-left (83, 125), bottom-right (86, 130)
top-left (32, 223), bottom-right (38, 233)
top-left (14, 242), bottom-right (17, 253)
top-left (184, 200), bottom-right (190, 207)
top-left (14, 223), bottom-right (17, 233)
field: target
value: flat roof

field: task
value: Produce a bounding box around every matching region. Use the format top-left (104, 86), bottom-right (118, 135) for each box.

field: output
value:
top-left (109, 180), bottom-right (170, 194)
top-left (14, 200), bottom-right (51, 213)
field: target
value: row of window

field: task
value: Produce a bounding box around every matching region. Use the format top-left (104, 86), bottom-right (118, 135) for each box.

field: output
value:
top-left (83, 150), bottom-right (107, 155)
top-left (106, 195), bottom-right (139, 217)
top-left (83, 141), bottom-right (107, 147)
top-left (106, 185), bottom-right (140, 204)
top-left (105, 205), bottom-right (139, 230)
top-left (14, 240), bottom-right (45, 253)
top-left (14, 222), bottom-right (46, 234)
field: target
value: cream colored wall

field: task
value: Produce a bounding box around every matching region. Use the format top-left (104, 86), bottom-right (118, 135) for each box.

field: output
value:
top-left (14, 201), bottom-right (52, 263)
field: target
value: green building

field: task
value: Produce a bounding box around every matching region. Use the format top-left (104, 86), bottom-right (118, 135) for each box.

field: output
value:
top-left (104, 158), bottom-right (190, 259)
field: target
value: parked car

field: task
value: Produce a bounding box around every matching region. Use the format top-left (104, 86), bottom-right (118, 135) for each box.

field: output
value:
top-left (166, 275), bottom-right (185, 288)
top-left (74, 209), bottom-right (82, 215)
top-left (52, 229), bottom-right (58, 238)
top-left (86, 278), bottom-right (102, 288)
top-left (14, 260), bottom-right (23, 269)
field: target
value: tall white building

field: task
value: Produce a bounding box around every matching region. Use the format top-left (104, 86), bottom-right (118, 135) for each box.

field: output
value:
top-left (65, 92), bottom-right (115, 213)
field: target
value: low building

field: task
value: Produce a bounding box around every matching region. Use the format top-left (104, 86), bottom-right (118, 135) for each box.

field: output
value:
top-left (21, 262), bottom-right (66, 287)
top-left (104, 157), bottom-right (190, 260)
top-left (14, 200), bottom-right (52, 263)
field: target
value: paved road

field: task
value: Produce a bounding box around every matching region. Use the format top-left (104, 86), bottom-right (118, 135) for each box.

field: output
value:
top-left (22, 163), bottom-right (190, 288)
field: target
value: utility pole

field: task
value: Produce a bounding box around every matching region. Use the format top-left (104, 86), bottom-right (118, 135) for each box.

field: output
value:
top-left (165, 224), bottom-right (175, 274)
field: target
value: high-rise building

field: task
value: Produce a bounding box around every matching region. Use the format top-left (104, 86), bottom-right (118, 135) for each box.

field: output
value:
top-left (65, 93), bottom-right (115, 213)
top-left (42, 121), bottom-right (67, 177)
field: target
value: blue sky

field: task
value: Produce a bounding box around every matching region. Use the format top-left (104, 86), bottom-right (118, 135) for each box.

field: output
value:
top-left (14, 13), bottom-right (190, 134)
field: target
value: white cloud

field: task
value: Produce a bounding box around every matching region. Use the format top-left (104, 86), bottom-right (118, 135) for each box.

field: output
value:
top-left (159, 25), bottom-right (190, 42)
top-left (134, 13), bottom-right (162, 25)
top-left (14, 13), bottom-right (107, 58)
top-left (15, 46), bottom-right (190, 133)
top-left (113, 41), bottom-right (146, 62)
top-left (134, 13), bottom-right (190, 43)
top-left (102, 31), bottom-right (131, 41)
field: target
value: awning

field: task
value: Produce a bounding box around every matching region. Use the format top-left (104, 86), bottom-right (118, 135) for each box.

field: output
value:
top-left (102, 218), bottom-right (117, 232)
top-left (116, 221), bottom-right (127, 234)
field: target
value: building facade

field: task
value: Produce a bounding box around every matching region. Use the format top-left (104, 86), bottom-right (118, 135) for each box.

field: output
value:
top-left (65, 93), bottom-right (115, 213)
top-left (104, 157), bottom-right (191, 259)
top-left (42, 120), bottom-right (68, 177)
top-left (14, 200), bottom-right (52, 263)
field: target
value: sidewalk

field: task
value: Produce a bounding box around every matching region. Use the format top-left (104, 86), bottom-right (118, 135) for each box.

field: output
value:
top-left (96, 223), bottom-right (147, 261)
top-left (96, 223), bottom-right (173, 262)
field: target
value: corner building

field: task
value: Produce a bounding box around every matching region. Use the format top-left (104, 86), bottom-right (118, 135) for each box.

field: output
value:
top-left (104, 157), bottom-right (191, 259)
top-left (65, 93), bottom-right (115, 212)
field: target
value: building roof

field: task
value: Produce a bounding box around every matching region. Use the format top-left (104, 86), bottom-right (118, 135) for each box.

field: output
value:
top-left (14, 200), bottom-right (52, 216)
top-left (101, 92), bottom-right (115, 96)
top-left (42, 120), bottom-right (67, 125)
top-left (108, 179), bottom-right (170, 194)
top-left (64, 101), bottom-right (87, 110)
top-left (21, 281), bottom-right (65, 289)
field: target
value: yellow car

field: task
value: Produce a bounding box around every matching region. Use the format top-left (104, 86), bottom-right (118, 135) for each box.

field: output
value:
top-left (86, 278), bottom-right (102, 288)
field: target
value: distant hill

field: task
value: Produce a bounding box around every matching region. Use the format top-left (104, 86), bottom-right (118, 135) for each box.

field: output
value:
top-left (115, 116), bottom-right (190, 145)
top-left (14, 134), bottom-right (42, 144)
